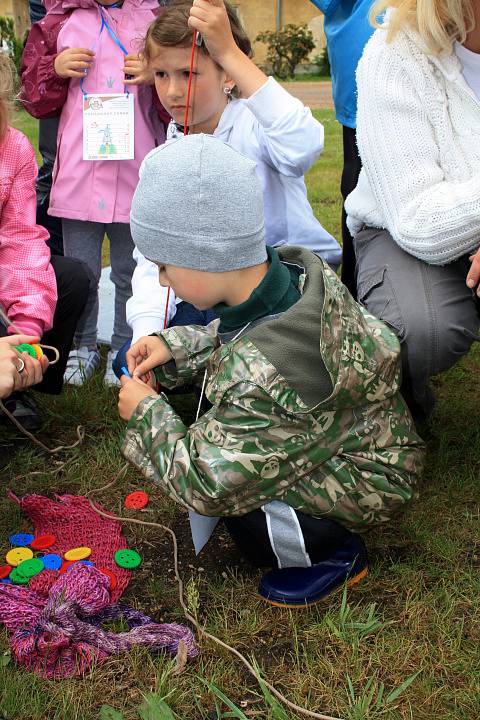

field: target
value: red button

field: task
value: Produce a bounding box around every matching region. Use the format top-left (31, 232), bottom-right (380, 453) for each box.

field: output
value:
top-left (31, 534), bottom-right (56, 550)
top-left (99, 567), bottom-right (118, 590)
top-left (58, 560), bottom-right (75, 574)
top-left (124, 491), bottom-right (149, 510)
top-left (0, 565), bottom-right (12, 579)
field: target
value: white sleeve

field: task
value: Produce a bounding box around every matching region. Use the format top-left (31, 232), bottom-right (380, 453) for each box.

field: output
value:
top-left (126, 248), bottom-right (177, 343)
top-left (353, 43), bottom-right (480, 265)
top-left (245, 77), bottom-right (324, 178)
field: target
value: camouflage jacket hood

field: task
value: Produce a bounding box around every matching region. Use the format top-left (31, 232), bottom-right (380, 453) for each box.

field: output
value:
top-left (123, 247), bottom-right (424, 530)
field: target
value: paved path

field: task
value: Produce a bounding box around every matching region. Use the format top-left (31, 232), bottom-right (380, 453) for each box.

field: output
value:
top-left (280, 80), bottom-right (333, 110)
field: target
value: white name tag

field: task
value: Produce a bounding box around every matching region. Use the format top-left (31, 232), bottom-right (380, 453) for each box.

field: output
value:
top-left (83, 93), bottom-right (134, 161)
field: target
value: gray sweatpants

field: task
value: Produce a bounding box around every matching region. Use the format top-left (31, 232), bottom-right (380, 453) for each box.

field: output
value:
top-left (62, 219), bottom-right (135, 351)
top-left (355, 227), bottom-right (480, 415)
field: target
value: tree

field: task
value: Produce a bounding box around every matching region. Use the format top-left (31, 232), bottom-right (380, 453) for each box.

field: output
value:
top-left (256, 24), bottom-right (315, 80)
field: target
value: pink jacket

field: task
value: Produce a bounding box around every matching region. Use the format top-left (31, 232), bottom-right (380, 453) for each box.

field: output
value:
top-left (0, 128), bottom-right (57, 337)
top-left (21, 0), bottom-right (169, 224)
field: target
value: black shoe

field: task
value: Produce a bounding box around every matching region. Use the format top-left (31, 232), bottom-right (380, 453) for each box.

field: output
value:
top-left (0, 392), bottom-right (41, 431)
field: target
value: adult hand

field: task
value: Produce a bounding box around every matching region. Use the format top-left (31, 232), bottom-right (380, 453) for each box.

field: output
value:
top-left (124, 53), bottom-right (154, 85)
top-left (467, 247), bottom-right (480, 296)
top-left (54, 48), bottom-right (95, 79)
top-left (0, 335), bottom-right (49, 400)
top-left (118, 376), bottom-right (158, 421)
top-left (126, 336), bottom-right (173, 379)
top-left (188, 0), bottom-right (238, 66)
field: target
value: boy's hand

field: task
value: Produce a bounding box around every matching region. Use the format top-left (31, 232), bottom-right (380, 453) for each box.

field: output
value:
top-left (467, 247), bottom-right (480, 296)
top-left (54, 48), bottom-right (95, 78)
top-left (188, 0), bottom-right (238, 66)
top-left (118, 376), bottom-right (158, 421)
top-left (124, 53), bottom-right (154, 85)
top-left (126, 336), bottom-right (173, 379)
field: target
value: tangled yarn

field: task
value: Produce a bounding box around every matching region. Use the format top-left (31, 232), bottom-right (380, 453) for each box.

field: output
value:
top-left (4, 563), bottom-right (198, 679)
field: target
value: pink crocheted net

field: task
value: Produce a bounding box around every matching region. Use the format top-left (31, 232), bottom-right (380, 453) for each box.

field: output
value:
top-left (8, 492), bottom-right (130, 601)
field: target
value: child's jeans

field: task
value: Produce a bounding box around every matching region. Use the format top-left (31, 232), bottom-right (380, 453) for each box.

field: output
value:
top-left (62, 219), bottom-right (135, 352)
top-left (113, 301), bottom-right (217, 379)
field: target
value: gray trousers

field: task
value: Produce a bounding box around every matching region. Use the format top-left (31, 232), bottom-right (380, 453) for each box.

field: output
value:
top-left (355, 227), bottom-right (480, 415)
top-left (62, 219), bottom-right (135, 351)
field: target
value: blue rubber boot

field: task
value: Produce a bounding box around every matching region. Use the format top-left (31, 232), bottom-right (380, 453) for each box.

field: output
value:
top-left (257, 534), bottom-right (368, 608)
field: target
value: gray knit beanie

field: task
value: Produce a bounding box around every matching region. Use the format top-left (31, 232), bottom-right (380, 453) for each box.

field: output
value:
top-left (130, 134), bottom-right (267, 272)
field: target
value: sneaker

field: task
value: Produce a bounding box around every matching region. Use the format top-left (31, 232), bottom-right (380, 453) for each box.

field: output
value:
top-left (104, 350), bottom-right (121, 387)
top-left (0, 392), bottom-right (41, 431)
top-left (64, 347), bottom-right (101, 386)
top-left (257, 534), bottom-right (368, 609)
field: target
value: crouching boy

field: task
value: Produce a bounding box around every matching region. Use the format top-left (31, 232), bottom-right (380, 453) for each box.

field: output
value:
top-left (118, 135), bottom-right (424, 608)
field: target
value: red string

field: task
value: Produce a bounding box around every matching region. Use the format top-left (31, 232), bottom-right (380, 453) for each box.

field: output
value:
top-left (162, 30), bottom-right (197, 331)
top-left (184, 30), bottom-right (198, 137)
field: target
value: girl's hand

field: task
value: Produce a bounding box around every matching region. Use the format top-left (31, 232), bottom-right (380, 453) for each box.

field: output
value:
top-left (0, 335), bottom-right (48, 399)
top-left (54, 48), bottom-right (95, 78)
top-left (188, 0), bottom-right (238, 66)
top-left (126, 336), bottom-right (173, 379)
top-left (467, 247), bottom-right (480, 296)
top-left (124, 53), bottom-right (154, 85)
top-left (118, 376), bottom-right (158, 421)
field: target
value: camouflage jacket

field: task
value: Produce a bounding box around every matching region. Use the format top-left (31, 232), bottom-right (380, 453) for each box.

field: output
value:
top-left (123, 247), bottom-right (425, 530)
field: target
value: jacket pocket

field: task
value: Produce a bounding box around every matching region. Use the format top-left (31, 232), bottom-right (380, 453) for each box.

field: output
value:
top-left (357, 265), bottom-right (405, 340)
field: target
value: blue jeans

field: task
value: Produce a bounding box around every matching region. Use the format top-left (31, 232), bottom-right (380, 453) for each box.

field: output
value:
top-left (113, 302), bottom-right (217, 379)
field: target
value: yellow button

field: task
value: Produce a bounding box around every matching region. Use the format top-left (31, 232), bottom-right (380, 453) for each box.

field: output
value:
top-left (64, 546), bottom-right (92, 561)
top-left (6, 547), bottom-right (34, 566)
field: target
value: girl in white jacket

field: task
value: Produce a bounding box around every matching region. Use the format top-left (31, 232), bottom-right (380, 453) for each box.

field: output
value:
top-left (121, 0), bottom-right (340, 352)
top-left (344, 0), bottom-right (480, 420)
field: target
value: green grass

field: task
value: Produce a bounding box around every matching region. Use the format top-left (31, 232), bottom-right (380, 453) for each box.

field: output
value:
top-left (1, 109), bottom-right (479, 720)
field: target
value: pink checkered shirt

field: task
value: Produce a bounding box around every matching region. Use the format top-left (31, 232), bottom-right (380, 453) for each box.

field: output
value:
top-left (0, 127), bottom-right (56, 337)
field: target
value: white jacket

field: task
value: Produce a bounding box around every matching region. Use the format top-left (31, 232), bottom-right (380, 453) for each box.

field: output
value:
top-left (345, 21), bottom-right (480, 265)
top-left (126, 78), bottom-right (341, 341)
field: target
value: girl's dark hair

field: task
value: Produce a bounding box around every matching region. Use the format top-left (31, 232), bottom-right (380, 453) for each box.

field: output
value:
top-left (144, 1), bottom-right (252, 63)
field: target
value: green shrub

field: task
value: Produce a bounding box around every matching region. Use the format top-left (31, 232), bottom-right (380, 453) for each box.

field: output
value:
top-left (0, 16), bottom-right (23, 78)
top-left (256, 23), bottom-right (315, 80)
top-left (314, 46), bottom-right (331, 77)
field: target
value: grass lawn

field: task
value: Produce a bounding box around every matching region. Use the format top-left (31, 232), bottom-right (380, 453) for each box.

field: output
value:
top-left (0, 109), bottom-right (479, 720)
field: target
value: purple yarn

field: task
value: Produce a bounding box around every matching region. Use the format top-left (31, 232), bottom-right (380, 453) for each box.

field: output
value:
top-left (7, 564), bottom-right (198, 679)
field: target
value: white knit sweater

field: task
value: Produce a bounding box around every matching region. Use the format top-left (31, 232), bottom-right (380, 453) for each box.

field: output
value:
top-left (345, 20), bottom-right (480, 265)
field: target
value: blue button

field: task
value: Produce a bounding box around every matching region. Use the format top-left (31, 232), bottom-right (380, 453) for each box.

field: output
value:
top-left (9, 533), bottom-right (34, 547)
top-left (1, 578), bottom-right (12, 584)
top-left (66, 560), bottom-right (94, 570)
top-left (41, 553), bottom-right (62, 571)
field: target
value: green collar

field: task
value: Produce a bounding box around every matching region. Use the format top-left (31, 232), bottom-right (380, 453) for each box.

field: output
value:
top-left (215, 247), bottom-right (301, 333)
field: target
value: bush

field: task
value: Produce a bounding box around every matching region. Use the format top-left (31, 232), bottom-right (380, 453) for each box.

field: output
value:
top-left (256, 23), bottom-right (315, 80)
top-left (314, 46), bottom-right (331, 77)
top-left (0, 16), bottom-right (24, 78)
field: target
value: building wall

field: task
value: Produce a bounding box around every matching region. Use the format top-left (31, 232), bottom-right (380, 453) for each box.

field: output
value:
top-left (233, 0), bottom-right (325, 66)
top-left (0, 0), bottom-right (30, 40)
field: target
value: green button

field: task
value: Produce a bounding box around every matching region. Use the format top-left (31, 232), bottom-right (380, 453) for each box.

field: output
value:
top-left (16, 558), bottom-right (44, 578)
top-left (114, 549), bottom-right (142, 569)
top-left (9, 567), bottom-right (30, 585)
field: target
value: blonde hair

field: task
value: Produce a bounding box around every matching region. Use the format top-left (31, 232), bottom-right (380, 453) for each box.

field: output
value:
top-left (0, 52), bottom-right (14, 140)
top-left (370, 0), bottom-right (475, 54)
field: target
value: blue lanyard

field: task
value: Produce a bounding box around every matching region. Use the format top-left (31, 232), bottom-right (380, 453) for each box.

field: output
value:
top-left (81, 8), bottom-right (129, 96)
